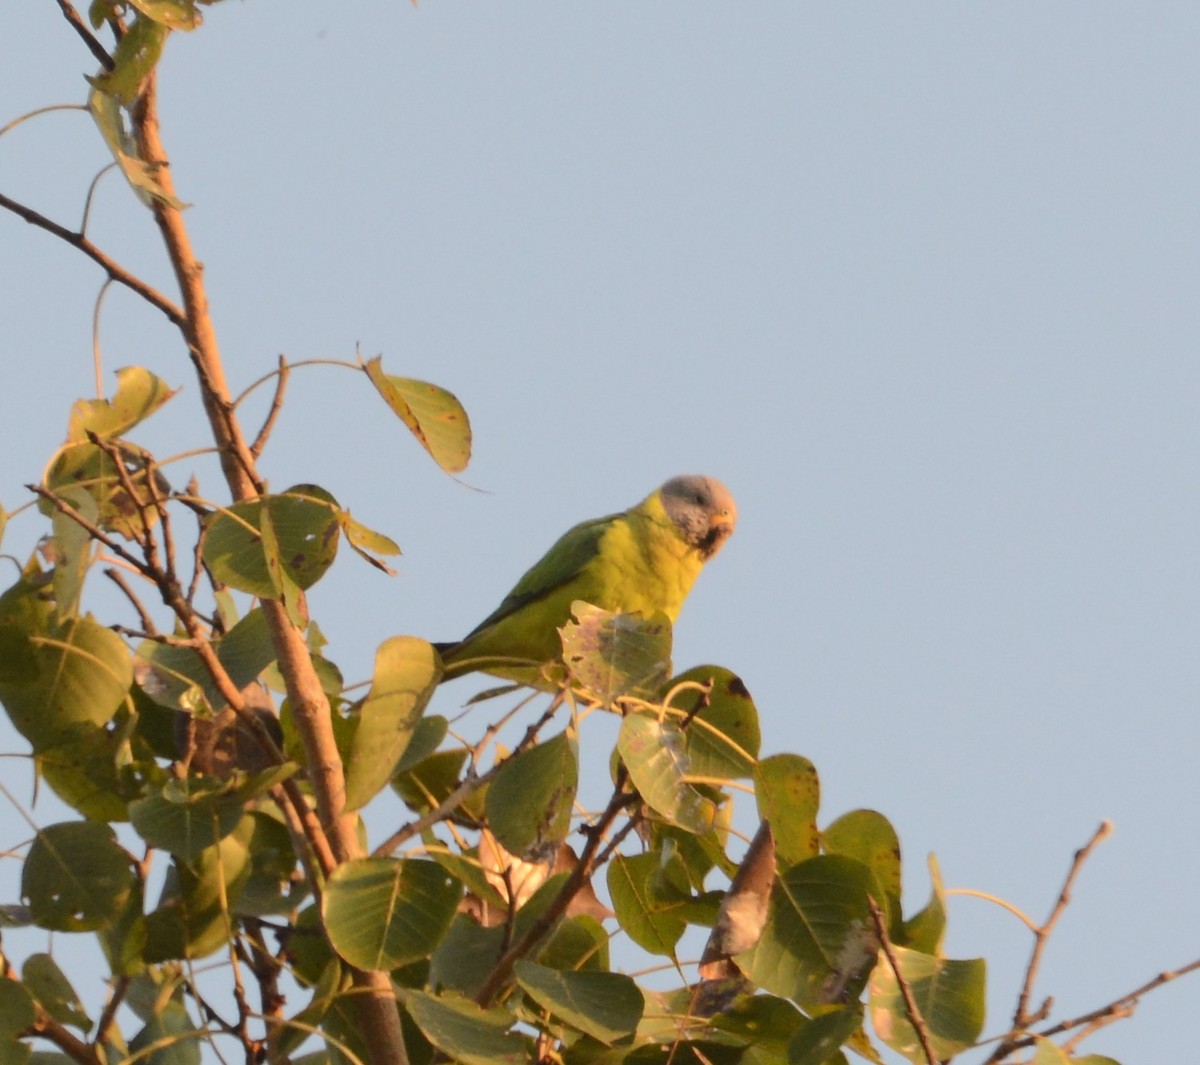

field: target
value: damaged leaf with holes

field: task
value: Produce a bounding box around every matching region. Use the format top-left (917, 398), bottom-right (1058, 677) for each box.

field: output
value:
top-left (202, 484), bottom-right (342, 598)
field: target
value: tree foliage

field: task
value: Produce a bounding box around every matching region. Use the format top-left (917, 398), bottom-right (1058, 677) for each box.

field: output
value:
top-left (0, 5), bottom-right (1191, 1065)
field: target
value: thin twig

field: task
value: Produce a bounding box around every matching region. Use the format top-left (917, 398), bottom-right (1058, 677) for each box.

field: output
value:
top-left (0, 192), bottom-right (184, 325)
top-left (372, 695), bottom-right (565, 857)
top-left (1015, 821), bottom-right (1113, 1027)
top-left (992, 956), bottom-right (1200, 1060)
top-left (868, 894), bottom-right (939, 1065)
top-left (53, 0), bottom-right (115, 70)
top-left (249, 356), bottom-right (289, 459)
top-left (94, 974), bottom-right (130, 1053)
top-left (474, 769), bottom-right (639, 1007)
top-left (92, 278), bottom-right (113, 397)
top-left (104, 567), bottom-right (158, 633)
top-left (80, 162), bottom-right (118, 236)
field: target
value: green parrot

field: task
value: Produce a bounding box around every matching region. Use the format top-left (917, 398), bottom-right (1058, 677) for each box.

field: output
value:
top-left (436, 475), bottom-right (737, 683)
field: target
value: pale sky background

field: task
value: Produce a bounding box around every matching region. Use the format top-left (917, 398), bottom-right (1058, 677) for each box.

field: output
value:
top-left (3, 3), bottom-right (1199, 1062)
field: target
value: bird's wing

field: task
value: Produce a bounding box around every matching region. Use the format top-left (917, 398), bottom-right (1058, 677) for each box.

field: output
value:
top-left (460, 512), bottom-right (619, 640)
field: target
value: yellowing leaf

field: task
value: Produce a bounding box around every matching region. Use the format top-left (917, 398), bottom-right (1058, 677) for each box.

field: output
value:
top-left (364, 357), bottom-right (471, 474)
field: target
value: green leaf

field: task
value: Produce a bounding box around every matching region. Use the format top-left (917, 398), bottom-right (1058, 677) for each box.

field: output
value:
top-left (901, 855), bottom-right (946, 954)
top-left (391, 748), bottom-right (472, 815)
top-left (515, 961), bottom-right (643, 1045)
top-left (22, 955), bottom-right (91, 1033)
top-left (126, 972), bottom-right (201, 1065)
top-left (0, 595), bottom-right (132, 753)
top-left (396, 714), bottom-right (449, 774)
top-left (867, 945), bottom-right (986, 1061)
top-left (343, 636), bottom-right (441, 811)
top-left (38, 720), bottom-right (155, 823)
top-left (90, 16), bottom-right (167, 106)
top-left (0, 982), bottom-right (36, 1038)
top-left (88, 87), bottom-right (185, 208)
top-left (202, 485), bottom-right (341, 599)
top-left (364, 358), bottom-right (472, 474)
top-left (340, 511), bottom-right (401, 574)
top-left (45, 439), bottom-right (170, 542)
top-left (787, 1006), bottom-right (863, 1065)
top-left (129, 777), bottom-right (249, 861)
top-left (536, 914), bottom-right (610, 973)
top-left (67, 367), bottom-right (177, 441)
top-left (324, 859), bottom-right (460, 970)
top-left (127, 0), bottom-right (202, 30)
top-left (738, 855), bottom-right (879, 1012)
top-left (668, 665), bottom-right (760, 780)
top-left (618, 713), bottom-right (716, 834)
top-left (755, 754), bottom-right (820, 866)
top-left (606, 851), bottom-right (690, 957)
top-left (1030, 1041), bottom-right (1072, 1065)
top-left (486, 731), bottom-right (578, 860)
top-left (48, 487), bottom-right (95, 622)
top-left (22, 822), bottom-right (134, 932)
top-left (137, 607), bottom-right (275, 711)
top-left (822, 810), bottom-right (901, 929)
top-left (142, 817), bottom-right (256, 962)
top-left (561, 604), bottom-right (673, 702)
top-left (403, 990), bottom-right (528, 1065)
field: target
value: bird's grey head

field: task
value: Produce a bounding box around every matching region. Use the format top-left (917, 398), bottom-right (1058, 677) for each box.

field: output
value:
top-left (660, 475), bottom-right (738, 559)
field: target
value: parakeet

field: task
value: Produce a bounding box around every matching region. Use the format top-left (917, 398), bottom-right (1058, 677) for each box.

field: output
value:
top-left (437, 475), bottom-right (737, 683)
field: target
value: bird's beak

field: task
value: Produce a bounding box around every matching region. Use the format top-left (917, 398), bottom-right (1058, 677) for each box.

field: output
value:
top-left (700, 510), bottom-right (737, 559)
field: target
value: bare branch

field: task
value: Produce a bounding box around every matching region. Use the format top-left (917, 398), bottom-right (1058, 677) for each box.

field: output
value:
top-left (0, 192), bottom-right (184, 325)
top-left (104, 566), bottom-right (158, 633)
top-left (868, 894), bottom-right (939, 1065)
top-left (1015, 821), bottom-right (1113, 1027)
top-left (249, 356), bottom-right (290, 459)
top-left (474, 767), bottom-right (639, 1007)
top-left (53, 0), bottom-right (115, 71)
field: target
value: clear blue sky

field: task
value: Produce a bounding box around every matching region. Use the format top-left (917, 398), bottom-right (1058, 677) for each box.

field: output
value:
top-left (3, 3), bottom-right (1198, 1062)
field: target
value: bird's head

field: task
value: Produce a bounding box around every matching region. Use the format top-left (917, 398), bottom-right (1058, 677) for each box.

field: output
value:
top-left (659, 475), bottom-right (738, 559)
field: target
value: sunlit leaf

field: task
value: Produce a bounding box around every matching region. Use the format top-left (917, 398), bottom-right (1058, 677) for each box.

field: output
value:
top-left (343, 636), bottom-right (440, 810)
top-left (823, 810), bottom-right (901, 930)
top-left (364, 357), bottom-right (472, 474)
top-left (901, 855), bottom-right (946, 954)
top-left (606, 851), bottom-right (691, 957)
top-left (0, 593), bottom-right (132, 753)
top-left (868, 945), bottom-right (986, 1062)
top-left (88, 87), bottom-right (185, 208)
top-left (137, 608), bottom-right (275, 711)
top-left (668, 665), bottom-right (760, 780)
top-left (618, 713), bottom-right (715, 833)
top-left (202, 485), bottom-right (341, 599)
top-left (738, 855), bottom-right (879, 1012)
top-left (90, 16), bottom-right (168, 106)
top-left (755, 754), bottom-right (820, 866)
top-left (340, 511), bottom-right (400, 573)
top-left (324, 859), bottom-right (460, 970)
top-left (67, 367), bottom-right (177, 442)
top-left (561, 604), bottom-right (672, 702)
top-left (127, 0), bottom-right (202, 30)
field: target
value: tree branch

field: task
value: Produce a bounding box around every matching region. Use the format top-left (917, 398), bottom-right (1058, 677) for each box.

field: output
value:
top-left (0, 192), bottom-right (184, 325)
top-left (53, 0), bottom-right (114, 71)
top-left (1014, 821), bottom-right (1113, 1028)
top-left (868, 894), bottom-right (939, 1065)
top-left (128, 70), bottom-right (406, 1065)
top-left (474, 769), bottom-right (640, 1007)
